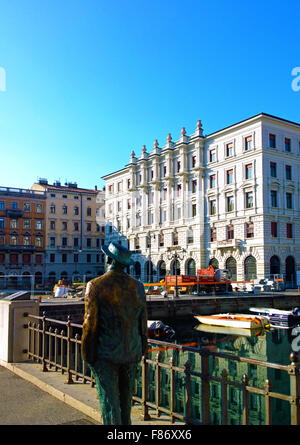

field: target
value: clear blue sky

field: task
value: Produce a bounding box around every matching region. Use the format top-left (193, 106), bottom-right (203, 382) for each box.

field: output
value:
top-left (0, 0), bottom-right (299, 190)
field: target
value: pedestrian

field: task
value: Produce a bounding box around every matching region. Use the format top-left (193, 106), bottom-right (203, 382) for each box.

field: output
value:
top-left (81, 242), bottom-right (148, 425)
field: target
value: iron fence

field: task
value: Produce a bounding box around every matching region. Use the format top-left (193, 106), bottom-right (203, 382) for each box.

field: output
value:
top-left (27, 313), bottom-right (300, 425)
top-left (27, 313), bottom-right (95, 386)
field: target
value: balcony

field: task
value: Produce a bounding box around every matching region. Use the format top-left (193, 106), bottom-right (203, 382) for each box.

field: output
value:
top-left (150, 178), bottom-right (162, 187)
top-left (0, 244), bottom-right (36, 252)
top-left (6, 209), bottom-right (24, 218)
top-left (211, 239), bottom-right (241, 250)
top-left (57, 245), bottom-right (73, 252)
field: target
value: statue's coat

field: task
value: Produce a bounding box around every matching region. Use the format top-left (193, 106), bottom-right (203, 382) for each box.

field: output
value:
top-left (81, 270), bottom-right (148, 365)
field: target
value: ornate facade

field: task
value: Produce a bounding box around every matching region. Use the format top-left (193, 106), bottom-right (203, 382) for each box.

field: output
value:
top-left (103, 113), bottom-right (300, 286)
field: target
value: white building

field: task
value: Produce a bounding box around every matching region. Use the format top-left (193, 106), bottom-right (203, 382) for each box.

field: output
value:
top-left (103, 113), bottom-right (300, 287)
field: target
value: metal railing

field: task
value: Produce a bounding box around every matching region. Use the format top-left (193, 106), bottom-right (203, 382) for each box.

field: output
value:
top-left (27, 313), bottom-right (95, 386)
top-left (27, 313), bottom-right (300, 425)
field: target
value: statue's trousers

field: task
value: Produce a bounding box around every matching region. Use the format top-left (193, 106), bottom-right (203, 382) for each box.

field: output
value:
top-left (89, 360), bottom-right (138, 425)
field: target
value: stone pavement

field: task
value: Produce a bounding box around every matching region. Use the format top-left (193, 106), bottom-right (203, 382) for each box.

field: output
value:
top-left (0, 361), bottom-right (183, 426)
top-left (0, 365), bottom-right (97, 425)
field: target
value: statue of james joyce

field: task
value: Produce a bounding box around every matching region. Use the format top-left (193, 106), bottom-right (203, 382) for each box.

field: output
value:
top-left (81, 242), bottom-right (148, 425)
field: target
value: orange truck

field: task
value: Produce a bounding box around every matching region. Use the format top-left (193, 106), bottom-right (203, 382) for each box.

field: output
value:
top-left (165, 266), bottom-right (232, 294)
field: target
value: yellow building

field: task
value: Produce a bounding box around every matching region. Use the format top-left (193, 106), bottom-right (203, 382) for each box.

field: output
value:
top-left (31, 179), bottom-right (105, 285)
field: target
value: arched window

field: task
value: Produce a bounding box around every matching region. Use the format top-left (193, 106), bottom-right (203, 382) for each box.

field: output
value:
top-left (171, 260), bottom-right (180, 276)
top-left (157, 261), bottom-right (166, 280)
top-left (61, 271), bottom-right (68, 281)
top-left (186, 259), bottom-right (196, 276)
top-left (8, 275), bottom-right (18, 289)
top-left (144, 261), bottom-right (154, 283)
top-left (270, 255), bottom-right (280, 275)
top-left (85, 271), bottom-right (92, 280)
top-left (48, 272), bottom-right (56, 285)
top-left (209, 258), bottom-right (219, 269)
top-left (244, 255), bottom-right (257, 280)
top-left (22, 272), bottom-right (31, 288)
top-left (134, 262), bottom-right (141, 280)
top-left (35, 272), bottom-right (43, 285)
top-left (225, 257), bottom-right (237, 281)
top-left (72, 272), bottom-right (80, 282)
top-left (285, 256), bottom-right (296, 286)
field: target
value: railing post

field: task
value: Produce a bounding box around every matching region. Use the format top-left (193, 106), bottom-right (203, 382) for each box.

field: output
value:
top-left (289, 352), bottom-right (300, 425)
top-left (60, 329), bottom-right (64, 373)
top-left (49, 327), bottom-right (54, 369)
top-left (242, 374), bottom-right (249, 425)
top-left (184, 360), bottom-right (192, 424)
top-left (41, 312), bottom-right (48, 372)
top-left (264, 379), bottom-right (272, 425)
top-left (169, 356), bottom-right (175, 423)
top-left (65, 315), bottom-right (74, 384)
top-left (221, 369), bottom-right (228, 425)
top-left (155, 352), bottom-right (161, 417)
top-left (27, 321), bottom-right (31, 360)
top-left (33, 322), bottom-right (37, 360)
top-left (54, 328), bottom-right (58, 371)
top-left (74, 333), bottom-right (79, 381)
top-left (201, 349), bottom-right (210, 425)
top-left (141, 351), bottom-right (151, 420)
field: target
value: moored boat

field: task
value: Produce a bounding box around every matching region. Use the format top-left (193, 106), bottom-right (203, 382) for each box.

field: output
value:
top-left (147, 320), bottom-right (176, 341)
top-left (249, 307), bottom-right (300, 327)
top-left (194, 313), bottom-right (269, 329)
top-left (194, 323), bottom-right (265, 337)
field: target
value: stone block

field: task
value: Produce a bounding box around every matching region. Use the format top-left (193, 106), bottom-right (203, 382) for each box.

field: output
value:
top-left (0, 300), bottom-right (39, 363)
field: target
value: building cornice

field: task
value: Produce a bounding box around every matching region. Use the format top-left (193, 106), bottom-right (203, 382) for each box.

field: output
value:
top-left (206, 113), bottom-right (300, 140)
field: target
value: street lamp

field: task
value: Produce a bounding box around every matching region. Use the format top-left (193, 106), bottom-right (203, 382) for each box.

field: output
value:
top-left (166, 246), bottom-right (186, 298)
top-left (147, 233), bottom-right (156, 283)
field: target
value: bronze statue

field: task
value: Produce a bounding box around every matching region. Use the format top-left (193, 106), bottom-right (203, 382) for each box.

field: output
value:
top-left (81, 242), bottom-right (148, 425)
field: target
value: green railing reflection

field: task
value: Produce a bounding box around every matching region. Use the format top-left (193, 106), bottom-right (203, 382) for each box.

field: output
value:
top-left (133, 339), bottom-right (298, 425)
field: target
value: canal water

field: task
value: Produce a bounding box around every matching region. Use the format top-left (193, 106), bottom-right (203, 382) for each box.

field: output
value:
top-left (168, 316), bottom-right (298, 366)
top-left (143, 316), bottom-right (300, 425)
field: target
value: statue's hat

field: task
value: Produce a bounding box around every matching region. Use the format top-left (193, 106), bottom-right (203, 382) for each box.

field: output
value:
top-left (101, 241), bottom-right (134, 266)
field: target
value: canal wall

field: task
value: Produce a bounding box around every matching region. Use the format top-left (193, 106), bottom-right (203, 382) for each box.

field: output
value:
top-left (38, 292), bottom-right (300, 322)
top-left (146, 293), bottom-right (300, 319)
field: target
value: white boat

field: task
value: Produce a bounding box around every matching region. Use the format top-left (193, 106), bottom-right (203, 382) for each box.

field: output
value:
top-left (249, 307), bottom-right (300, 327)
top-left (194, 323), bottom-right (265, 337)
top-left (194, 313), bottom-right (269, 329)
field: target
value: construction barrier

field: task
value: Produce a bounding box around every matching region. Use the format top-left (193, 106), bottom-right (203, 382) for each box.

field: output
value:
top-left (143, 280), bottom-right (254, 287)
